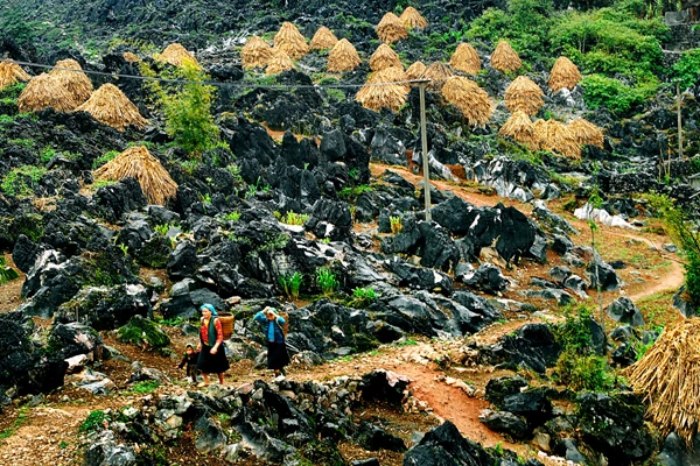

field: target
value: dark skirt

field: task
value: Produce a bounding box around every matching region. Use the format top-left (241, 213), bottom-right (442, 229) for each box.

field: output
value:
top-left (197, 344), bottom-right (230, 374)
top-left (267, 342), bottom-right (290, 370)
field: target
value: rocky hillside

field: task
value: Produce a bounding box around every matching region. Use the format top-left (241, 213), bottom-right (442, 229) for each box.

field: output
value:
top-left (0, 0), bottom-right (699, 465)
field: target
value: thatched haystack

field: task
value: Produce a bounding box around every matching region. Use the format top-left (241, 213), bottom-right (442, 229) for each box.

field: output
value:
top-left (93, 146), bottom-right (177, 205)
top-left (355, 66), bottom-right (408, 112)
top-left (549, 56), bottom-right (582, 92)
top-left (49, 59), bottom-right (93, 107)
top-left (76, 84), bottom-right (148, 131)
top-left (376, 12), bottom-right (408, 44)
top-left (0, 60), bottom-right (31, 90)
top-left (266, 48), bottom-right (295, 75)
top-left (499, 110), bottom-right (535, 145)
top-left (155, 43), bottom-right (200, 68)
top-left (370, 44), bottom-right (402, 71)
top-left (122, 52), bottom-right (140, 63)
top-left (569, 118), bottom-right (604, 148)
top-left (18, 73), bottom-right (79, 112)
top-left (327, 39), bottom-right (361, 72)
top-left (491, 40), bottom-right (522, 73)
top-left (242, 36), bottom-right (273, 69)
top-left (405, 61), bottom-right (427, 80)
top-left (441, 76), bottom-right (493, 126)
top-left (533, 119), bottom-right (581, 158)
top-left (450, 43), bottom-right (481, 75)
top-left (504, 76), bottom-right (544, 116)
top-left (274, 22), bottom-right (309, 59)
top-left (400, 6), bottom-right (428, 30)
top-left (627, 319), bottom-right (700, 446)
top-left (310, 26), bottom-right (338, 51)
top-left (422, 62), bottom-right (453, 91)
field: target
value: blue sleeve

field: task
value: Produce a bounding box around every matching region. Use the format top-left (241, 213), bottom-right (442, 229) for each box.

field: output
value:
top-left (276, 316), bottom-right (285, 325)
top-left (254, 311), bottom-right (266, 324)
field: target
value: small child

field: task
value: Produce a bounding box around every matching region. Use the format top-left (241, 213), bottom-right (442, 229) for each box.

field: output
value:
top-left (177, 344), bottom-right (200, 383)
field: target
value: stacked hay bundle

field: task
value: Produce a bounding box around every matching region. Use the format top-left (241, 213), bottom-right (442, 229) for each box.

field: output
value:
top-left (450, 43), bottom-right (481, 75)
top-left (50, 59), bottom-right (93, 106)
top-left (122, 52), bottom-right (140, 63)
top-left (327, 39), bottom-right (361, 72)
top-left (18, 73), bottom-right (78, 112)
top-left (266, 48), bottom-right (295, 75)
top-left (533, 119), bottom-right (580, 158)
top-left (504, 76), bottom-right (544, 115)
top-left (356, 66), bottom-right (408, 112)
top-left (627, 319), bottom-right (700, 446)
top-left (399, 6), bottom-right (428, 30)
top-left (274, 22), bottom-right (309, 59)
top-left (549, 56), bottom-right (582, 92)
top-left (93, 146), bottom-right (177, 206)
top-left (569, 118), bottom-right (604, 148)
top-left (369, 44), bottom-right (402, 71)
top-left (310, 26), bottom-right (338, 51)
top-left (499, 111), bottom-right (535, 146)
top-left (242, 36), bottom-right (273, 69)
top-left (442, 76), bottom-right (493, 126)
top-left (376, 12), bottom-right (408, 44)
top-left (405, 61), bottom-right (427, 80)
top-left (76, 84), bottom-right (148, 131)
top-left (155, 43), bottom-right (200, 68)
top-left (0, 60), bottom-right (31, 90)
top-left (491, 40), bottom-right (522, 73)
top-left (422, 62), bottom-right (453, 91)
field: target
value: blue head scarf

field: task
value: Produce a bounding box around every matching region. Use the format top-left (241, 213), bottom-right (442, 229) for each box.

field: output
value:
top-left (200, 303), bottom-right (219, 346)
top-left (200, 303), bottom-right (218, 316)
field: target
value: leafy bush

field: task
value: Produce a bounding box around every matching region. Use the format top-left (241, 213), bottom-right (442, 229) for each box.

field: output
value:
top-left (338, 184), bottom-right (372, 200)
top-left (316, 267), bottom-right (338, 296)
top-left (0, 257), bottom-right (19, 285)
top-left (281, 211), bottom-right (309, 226)
top-left (220, 211), bottom-right (241, 223)
top-left (92, 150), bottom-right (120, 169)
top-left (117, 316), bottom-right (171, 349)
top-left (279, 271), bottom-right (303, 300)
top-left (79, 410), bottom-right (107, 433)
top-left (352, 287), bottom-right (378, 306)
top-left (581, 74), bottom-right (657, 115)
top-left (1, 165), bottom-right (46, 197)
top-left (672, 48), bottom-right (700, 90)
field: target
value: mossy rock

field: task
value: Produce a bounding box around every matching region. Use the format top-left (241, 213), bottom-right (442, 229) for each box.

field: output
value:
top-left (117, 315), bottom-right (170, 350)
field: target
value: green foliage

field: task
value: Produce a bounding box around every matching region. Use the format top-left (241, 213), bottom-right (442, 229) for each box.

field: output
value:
top-left (220, 211), bottom-right (241, 223)
top-left (279, 271), bottom-right (303, 300)
top-left (338, 184), bottom-right (373, 200)
top-left (581, 74), bottom-right (657, 115)
top-left (0, 257), bottom-right (19, 285)
top-left (397, 337), bottom-right (418, 347)
top-left (92, 179), bottom-right (117, 190)
top-left (92, 150), bottom-right (120, 169)
top-left (40, 146), bottom-right (57, 164)
top-left (325, 88), bottom-right (346, 102)
top-left (258, 232), bottom-right (290, 252)
top-left (1, 165), bottom-right (46, 197)
top-left (0, 407), bottom-right (28, 440)
top-left (672, 48), bottom-right (700, 90)
top-left (129, 380), bottom-right (160, 395)
top-left (0, 82), bottom-right (26, 101)
top-left (117, 317), bottom-right (171, 349)
top-left (316, 267), bottom-right (338, 296)
top-left (352, 287), bottom-right (377, 301)
top-left (389, 216), bottom-right (403, 234)
top-left (79, 410), bottom-right (107, 433)
top-left (178, 159), bottom-right (200, 175)
top-left (281, 211), bottom-right (310, 226)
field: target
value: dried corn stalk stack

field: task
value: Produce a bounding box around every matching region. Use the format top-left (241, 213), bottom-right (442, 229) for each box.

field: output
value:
top-left (499, 111), bottom-right (536, 146)
top-left (327, 39), bottom-right (361, 72)
top-left (122, 52), bottom-right (140, 63)
top-left (533, 119), bottom-right (581, 158)
top-left (504, 75), bottom-right (544, 116)
top-left (155, 43), bottom-right (200, 68)
top-left (422, 62), bottom-right (453, 91)
top-left (93, 146), bottom-right (177, 206)
top-left (376, 12), bottom-right (408, 44)
top-left (369, 44), bottom-right (402, 71)
top-left (627, 319), bottom-right (700, 446)
top-left (266, 48), bottom-right (295, 75)
top-left (491, 40), bottom-right (522, 73)
top-left (310, 26), bottom-right (338, 51)
top-left (405, 61), bottom-right (427, 81)
top-left (274, 22), bottom-right (309, 59)
top-left (76, 83), bottom-right (148, 131)
top-left (399, 6), bottom-right (428, 30)
top-left (242, 36), bottom-right (273, 69)
top-left (18, 73), bottom-right (79, 112)
top-left (549, 56), bottom-right (582, 92)
top-left (450, 43), bottom-right (481, 75)
top-left (0, 60), bottom-right (31, 90)
top-left (49, 59), bottom-right (93, 108)
top-left (356, 66), bottom-right (408, 112)
top-left (568, 118), bottom-right (604, 149)
top-left (441, 76), bottom-right (493, 126)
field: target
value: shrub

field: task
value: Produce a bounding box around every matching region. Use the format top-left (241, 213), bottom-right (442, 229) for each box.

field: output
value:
top-left (338, 184), bottom-right (372, 200)
top-left (352, 287), bottom-right (378, 306)
top-left (581, 74), bottom-right (657, 115)
top-left (79, 410), bottom-right (107, 433)
top-left (117, 316), bottom-right (171, 349)
top-left (281, 211), bottom-right (310, 226)
top-left (672, 48), bottom-right (700, 91)
top-left (316, 267), bottom-right (338, 296)
top-left (92, 149), bottom-right (120, 169)
top-left (220, 211), bottom-right (241, 223)
top-left (279, 271), bottom-right (303, 300)
top-left (1, 165), bottom-right (46, 197)
top-left (0, 257), bottom-right (19, 285)
top-left (129, 380), bottom-right (160, 395)
top-left (555, 349), bottom-right (616, 391)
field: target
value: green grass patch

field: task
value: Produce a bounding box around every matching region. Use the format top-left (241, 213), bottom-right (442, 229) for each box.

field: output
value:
top-left (79, 410), bottom-right (107, 433)
top-left (128, 380), bottom-right (160, 395)
top-left (0, 407), bottom-right (29, 440)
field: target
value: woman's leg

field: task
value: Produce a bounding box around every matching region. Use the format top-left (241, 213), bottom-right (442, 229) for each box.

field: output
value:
top-left (217, 373), bottom-right (224, 384)
top-left (201, 373), bottom-right (210, 385)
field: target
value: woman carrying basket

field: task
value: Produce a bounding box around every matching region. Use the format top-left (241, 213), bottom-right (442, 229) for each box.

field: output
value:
top-left (254, 306), bottom-right (290, 377)
top-left (196, 303), bottom-right (230, 386)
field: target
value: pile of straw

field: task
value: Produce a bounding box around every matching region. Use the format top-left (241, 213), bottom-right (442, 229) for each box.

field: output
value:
top-left (533, 119), bottom-right (580, 158)
top-left (155, 43), bottom-right (200, 68)
top-left (356, 66), bottom-right (408, 112)
top-left (76, 83), bottom-right (148, 131)
top-left (50, 59), bottom-right (93, 107)
top-left (0, 60), bottom-right (30, 90)
top-left (370, 44), bottom-right (402, 71)
top-left (93, 146), bottom-right (177, 205)
top-left (327, 39), bottom-right (361, 72)
top-left (266, 48), bottom-right (295, 75)
top-left (422, 62), bottom-right (453, 91)
top-left (442, 76), bottom-right (493, 126)
top-left (549, 56), bottom-right (582, 92)
top-left (504, 76), bottom-right (544, 116)
top-left (310, 26), bottom-right (338, 51)
top-left (568, 118), bottom-right (604, 148)
top-left (122, 52), bottom-right (140, 63)
top-left (242, 36), bottom-right (273, 69)
top-left (405, 61), bottom-right (427, 80)
top-left (499, 110), bottom-right (535, 146)
top-left (274, 22), bottom-right (309, 59)
top-left (450, 43), bottom-right (480, 75)
top-left (627, 319), bottom-right (700, 446)
top-left (18, 73), bottom-right (79, 112)
top-left (376, 12), bottom-right (408, 44)
top-left (491, 40), bottom-right (522, 73)
top-left (400, 6), bottom-right (428, 29)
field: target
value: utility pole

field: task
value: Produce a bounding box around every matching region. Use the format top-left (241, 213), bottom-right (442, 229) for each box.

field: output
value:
top-left (417, 80), bottom-right (431, 222)
top-left (677, 83), bottom-right (684, 160)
